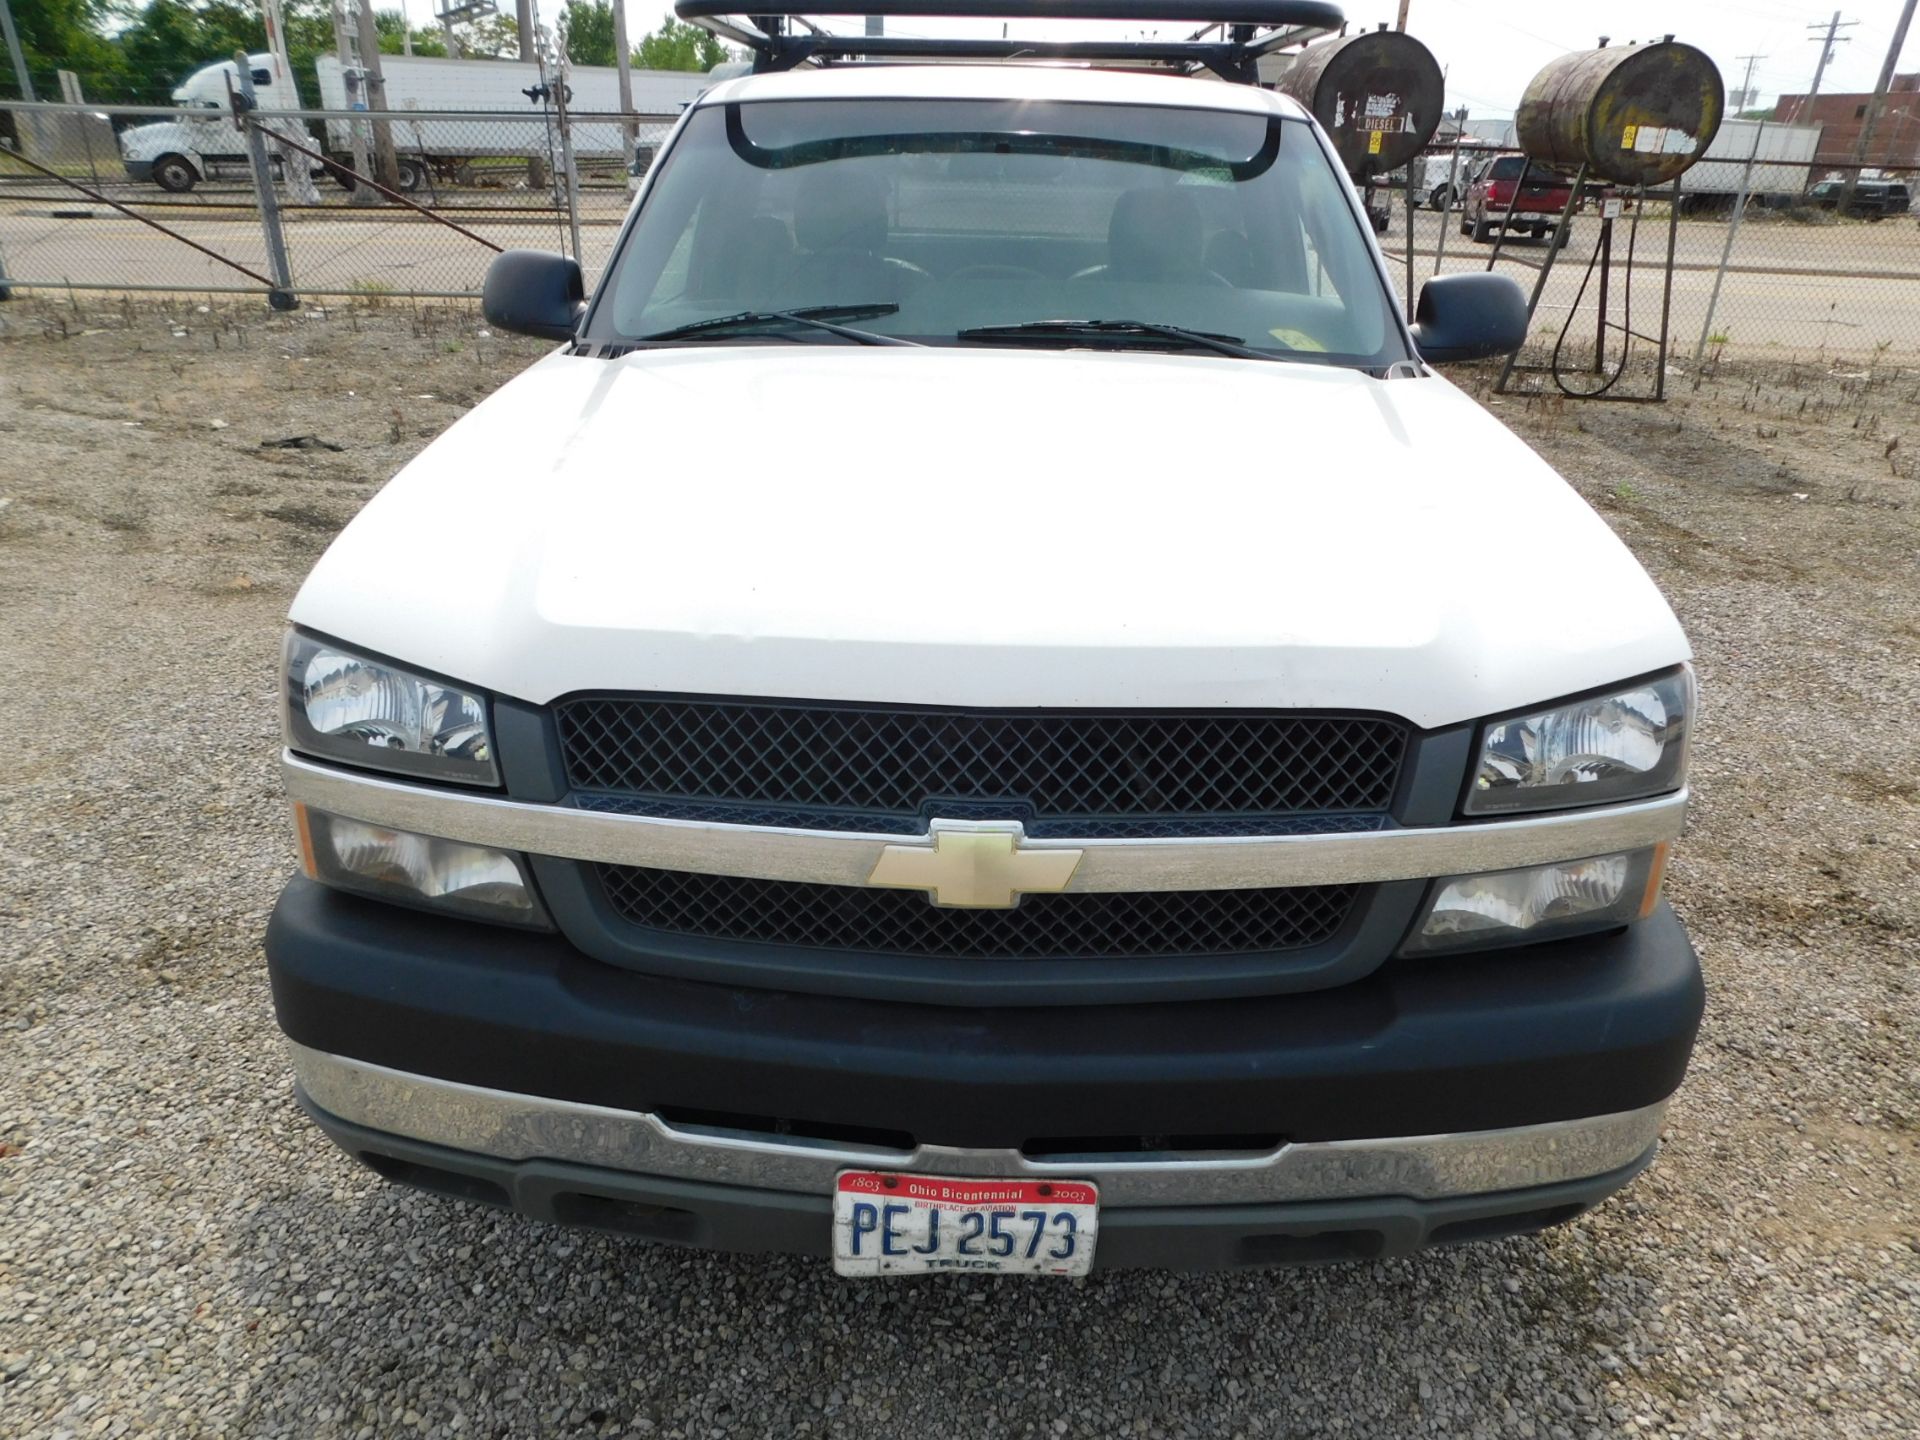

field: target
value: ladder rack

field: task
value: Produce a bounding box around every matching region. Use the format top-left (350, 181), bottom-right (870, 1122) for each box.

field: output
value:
top-left (674, 1), bottom-right (1346, 83)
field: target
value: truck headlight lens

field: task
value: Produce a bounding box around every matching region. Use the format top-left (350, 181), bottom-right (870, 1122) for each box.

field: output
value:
top-left (284, 630), bottom-right (497, 786)
top-left (1466, 668), bottom-right (1692, 815)
top-left (1401, 846), bottom-right (1668, 955)
top-left (294, 805), bottom-right (549, 928)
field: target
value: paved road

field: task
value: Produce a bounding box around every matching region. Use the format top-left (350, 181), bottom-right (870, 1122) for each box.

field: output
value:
top-left (4, 188), bottom-right (1918, 357)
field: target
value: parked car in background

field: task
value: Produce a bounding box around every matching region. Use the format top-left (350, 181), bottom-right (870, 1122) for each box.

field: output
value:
top-left (1416, 148), bottom-right (1488, 211)
top-left (1461, 154), bottom-right (1575, 245)
top-left (1806, 178), bottom-right (1912, 219)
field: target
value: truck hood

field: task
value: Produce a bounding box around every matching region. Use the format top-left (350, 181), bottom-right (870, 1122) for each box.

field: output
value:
top-left (290, 346), bottom-right (1688, 729)
top-left (118, 120), bottom-right (186, 156)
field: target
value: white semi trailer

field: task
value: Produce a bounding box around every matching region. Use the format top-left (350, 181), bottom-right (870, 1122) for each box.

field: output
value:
top-left (313, 55), bottom-right (711, 191)
top-left (119, 53), bottom-right (710, 192)
top-left (1675, 119), bottom-right (1824, 211)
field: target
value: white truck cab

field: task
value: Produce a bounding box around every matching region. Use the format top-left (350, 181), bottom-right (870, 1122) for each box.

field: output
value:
top-left (119, 54), bottom-right (310, 192)
top-left (267, 1), bottom-right (1703, 1277)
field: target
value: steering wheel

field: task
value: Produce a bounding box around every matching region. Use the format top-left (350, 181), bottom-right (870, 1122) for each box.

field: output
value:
top-left (945, 263), bottom-right (1049, 283)
top-left (1069, 266), bottom-right (1235, 287)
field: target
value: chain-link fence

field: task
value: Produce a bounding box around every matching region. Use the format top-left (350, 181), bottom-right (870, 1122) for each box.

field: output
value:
top-left (1385, 143), bottom-right (1920, 372)
top-left (7, 104), bottom-right (1920, 369)
top-left (0, 100), bottom-right (678, 301)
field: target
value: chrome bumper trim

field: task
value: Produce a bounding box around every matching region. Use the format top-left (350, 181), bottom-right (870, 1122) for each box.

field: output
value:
top-left (291, 1044), bottom-right (1666, 1207)
top-left (282, 751), bottom-right (1687, 893)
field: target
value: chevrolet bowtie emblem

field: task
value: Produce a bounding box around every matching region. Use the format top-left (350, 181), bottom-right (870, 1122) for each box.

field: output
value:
top-left (867, 821), bottom-right (1083, 908)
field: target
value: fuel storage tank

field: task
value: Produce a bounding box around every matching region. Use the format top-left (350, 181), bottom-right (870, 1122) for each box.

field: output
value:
top-left (1274, 28), bottom-right (1446, 179)
top-left (1515, 39), bottom-right (1724, 187)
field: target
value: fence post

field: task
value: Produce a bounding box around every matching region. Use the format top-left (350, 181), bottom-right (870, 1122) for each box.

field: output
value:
top-left (233, 56), bottom-right (300, 311)
top-left (1691, 123), bottom-right (1765, 366)
top-left (1431, 112), bottom-right (1466, 277)
top-left (612, 0), bottom-right (638, 192)
top-left (553, 71), bottom-right (585, 264)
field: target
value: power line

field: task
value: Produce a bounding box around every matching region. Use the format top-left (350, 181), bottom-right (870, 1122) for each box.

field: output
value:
top-left (1784, 10), bottom-right (1856, 122)
top-left (1841, 0), bottom-right (1918, 205)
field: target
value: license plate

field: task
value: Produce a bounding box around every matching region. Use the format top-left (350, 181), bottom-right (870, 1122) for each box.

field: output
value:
top-left (832, 1171), bottom-right (1098, 1277)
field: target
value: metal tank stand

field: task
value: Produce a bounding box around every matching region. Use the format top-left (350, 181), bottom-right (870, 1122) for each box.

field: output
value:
top-left (1493, 177), bottom-right (1683, 403)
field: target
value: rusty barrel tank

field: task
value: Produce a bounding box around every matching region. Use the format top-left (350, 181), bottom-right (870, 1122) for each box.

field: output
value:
top-left (1516, 40), bottom-right (1724, 187)
top-left (1275, 28), bottom-right (1445, 179)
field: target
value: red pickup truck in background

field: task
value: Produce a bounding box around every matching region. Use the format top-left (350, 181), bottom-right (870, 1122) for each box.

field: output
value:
top-left (1461, 155), bottom-right (1576, 246)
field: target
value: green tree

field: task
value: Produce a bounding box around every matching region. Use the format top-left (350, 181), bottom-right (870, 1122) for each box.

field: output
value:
top-left (456, 13), bottom-right (522, 59)
top-left (375, 9), bottom-right (450, 58)
top-left (563, 0), bottom-right (616, 68)
top-left (633, 14), bottom-right (725, 72)
top-left (114, 0), bottom-right (270, 102)
top-left (2, 0), bottom-right (130, 100)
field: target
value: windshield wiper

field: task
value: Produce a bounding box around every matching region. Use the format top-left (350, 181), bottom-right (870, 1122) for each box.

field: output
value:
top-left (955, 319), bottom-right (1277, 361)
top-left (641, 304), bottom-right (919, 347)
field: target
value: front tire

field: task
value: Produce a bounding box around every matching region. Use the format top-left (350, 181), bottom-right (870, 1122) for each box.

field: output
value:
top-left (152, 154), bottom-right (198, 193)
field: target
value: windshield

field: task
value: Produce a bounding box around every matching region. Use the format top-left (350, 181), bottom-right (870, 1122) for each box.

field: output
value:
top-left (584, 98), bottom-right (1409, 369)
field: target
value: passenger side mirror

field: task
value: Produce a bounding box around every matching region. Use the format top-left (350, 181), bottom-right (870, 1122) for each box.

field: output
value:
top-left (482, 249), bottom-right (586, 343)
top-left (1410, 271), bottom-right (1529, 363)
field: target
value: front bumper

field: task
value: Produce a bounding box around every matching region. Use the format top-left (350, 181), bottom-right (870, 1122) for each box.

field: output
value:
top-left (123, 159), bottom-right (154, 183)
top-left (267, 879), bottom-right (1703, 1267)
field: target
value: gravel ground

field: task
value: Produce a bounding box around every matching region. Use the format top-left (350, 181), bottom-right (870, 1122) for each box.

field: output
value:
top-left (1, 296), bottom-right (1917, 1439)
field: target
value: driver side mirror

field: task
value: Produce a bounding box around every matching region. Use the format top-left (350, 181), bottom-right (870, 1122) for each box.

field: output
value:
top-left (482, 249), bottom-right (586, 343)
top-left (1410, 272), bottom-right (1529, 363)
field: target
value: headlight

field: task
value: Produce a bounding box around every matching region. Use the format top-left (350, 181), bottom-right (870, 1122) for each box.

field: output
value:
top-left (284, 630), bottom-right (497, 786)
top-left (1400, 846), bottom-right (1668, 955)
top-left (294, 805), bottom-right (549, 928)
top-left (1466, 668), bottom-right (1692, 815)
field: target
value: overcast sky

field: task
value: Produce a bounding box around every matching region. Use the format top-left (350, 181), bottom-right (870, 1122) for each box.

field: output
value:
top-left (389, 0), bottom-right (1915, 120)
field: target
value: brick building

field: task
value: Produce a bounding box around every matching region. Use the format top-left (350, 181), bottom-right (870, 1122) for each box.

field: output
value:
top-left (1777, 73), bottom-right (1920, 169)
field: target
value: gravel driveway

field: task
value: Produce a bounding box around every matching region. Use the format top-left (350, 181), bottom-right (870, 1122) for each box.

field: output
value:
top-left (1, 299), bottom-right (1916, 1439)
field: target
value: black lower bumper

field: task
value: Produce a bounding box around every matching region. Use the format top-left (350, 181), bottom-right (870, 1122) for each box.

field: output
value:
top-left (266, 878), bottom-right (1704, 1149)
top-left (301, 1094), bottom-right (1657, 1269)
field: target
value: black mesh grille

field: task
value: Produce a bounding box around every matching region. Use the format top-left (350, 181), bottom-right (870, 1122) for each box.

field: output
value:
top-left (556, 698), bottom-right (1407, 829)
top-left (595, 865), bottom-right (1359, 962)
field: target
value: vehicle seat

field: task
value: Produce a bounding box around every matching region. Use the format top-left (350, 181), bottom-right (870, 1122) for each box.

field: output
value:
top-left (1073, 187), bottom-right (1229, 285)
top-left (1203, 229), bottom-right (1254, 288)
top-left (789, 169), bottom-right (927, 303)
top-left (688, 214), bottom-right (793, 305)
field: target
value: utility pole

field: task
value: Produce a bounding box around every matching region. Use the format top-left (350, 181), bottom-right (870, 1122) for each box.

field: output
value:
top-left (0, 0), bottom-right (35, 102)
top-left (613, 0), bottom-right (636, 187)
top-left (330, 0), bottom-right (376, 202)
top-left (260, 0), bottom-right (296, 85)
top-left (1395, 0), bottom-right (1410, 32)
top-left (1792, 11), bottom-right (1855, 123)
top-left (1734, 53), bottom-right (1767, 111)
top-left (1840, 0), bottom-right (1918, 213)
top-left (518, 0), bottom-right (548, 187)
top-left (354, 0), bottom-right (401, 190)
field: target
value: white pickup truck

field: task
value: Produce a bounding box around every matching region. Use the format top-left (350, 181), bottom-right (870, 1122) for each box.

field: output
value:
top-left (266, 0), bottom-right (1703, 1276)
